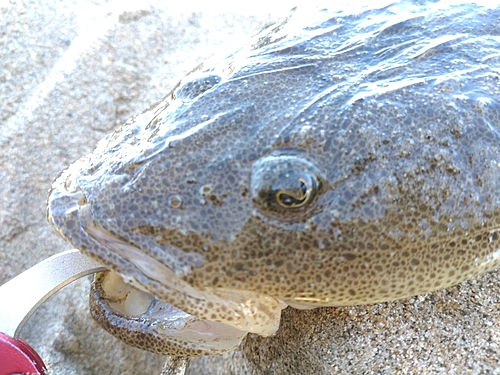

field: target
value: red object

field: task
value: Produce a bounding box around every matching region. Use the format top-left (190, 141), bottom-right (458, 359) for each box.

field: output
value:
top-left (0, 332), bottom-right (47, 375)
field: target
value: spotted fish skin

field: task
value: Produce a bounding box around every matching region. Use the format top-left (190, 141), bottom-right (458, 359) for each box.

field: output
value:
top-left (48, 1), bottom-right (500, 355)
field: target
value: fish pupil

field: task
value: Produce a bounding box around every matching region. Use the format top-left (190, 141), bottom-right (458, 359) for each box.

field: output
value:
top-left (276, 178), bottom-right (310, 208)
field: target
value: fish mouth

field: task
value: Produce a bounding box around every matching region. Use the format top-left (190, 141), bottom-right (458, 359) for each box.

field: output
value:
top-left (47, 161), bottom-right (283, 355)
top-left (89, 271), bottom-right (248, 356)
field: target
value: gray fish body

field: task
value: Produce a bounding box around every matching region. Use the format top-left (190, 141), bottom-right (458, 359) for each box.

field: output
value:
top-left (48, 0), bottom-right (500, 356)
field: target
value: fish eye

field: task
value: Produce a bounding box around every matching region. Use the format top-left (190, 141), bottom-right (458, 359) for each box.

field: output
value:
top-left (251, 155), bottom-right (323, 218)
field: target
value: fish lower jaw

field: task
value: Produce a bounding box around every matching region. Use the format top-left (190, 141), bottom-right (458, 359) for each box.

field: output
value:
top-left (90, 271), bottom-right (250, 356)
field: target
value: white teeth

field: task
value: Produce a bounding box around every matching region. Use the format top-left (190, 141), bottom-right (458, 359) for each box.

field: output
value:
top-left (123, 288), bottom-right (155, 316)
top-left (101, 271), bottom-right (154, 316)
top-left (101, 271), bottom-right (129, 299)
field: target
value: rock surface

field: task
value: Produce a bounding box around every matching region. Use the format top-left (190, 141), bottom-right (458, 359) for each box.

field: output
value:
top-left (1, 1), bottom-right (499, 374)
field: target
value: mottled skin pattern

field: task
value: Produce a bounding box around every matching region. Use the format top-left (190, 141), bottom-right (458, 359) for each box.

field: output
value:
top-left (48, 1), bottom-right (500, 355)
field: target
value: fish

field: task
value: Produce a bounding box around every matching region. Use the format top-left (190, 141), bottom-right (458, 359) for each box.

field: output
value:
top-left (47, 0), bottom-right (500, 356)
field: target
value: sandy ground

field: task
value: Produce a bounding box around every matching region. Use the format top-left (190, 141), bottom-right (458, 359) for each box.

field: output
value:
top-left (1, 1), bottom-right (499, 374)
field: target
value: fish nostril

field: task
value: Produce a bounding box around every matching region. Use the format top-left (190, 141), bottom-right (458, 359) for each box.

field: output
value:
top-left (168, 194), bottom-right (184, 209)
top-left (174, 74), bottom-right (222, 101)
top-left (77, 192), bottom-right (87, 206)
top-left (201, 185), bottom-right (212, 195)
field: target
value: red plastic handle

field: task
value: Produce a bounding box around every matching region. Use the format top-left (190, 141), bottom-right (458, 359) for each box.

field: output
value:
top-left (0, 332), bottom-right (47, 375)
